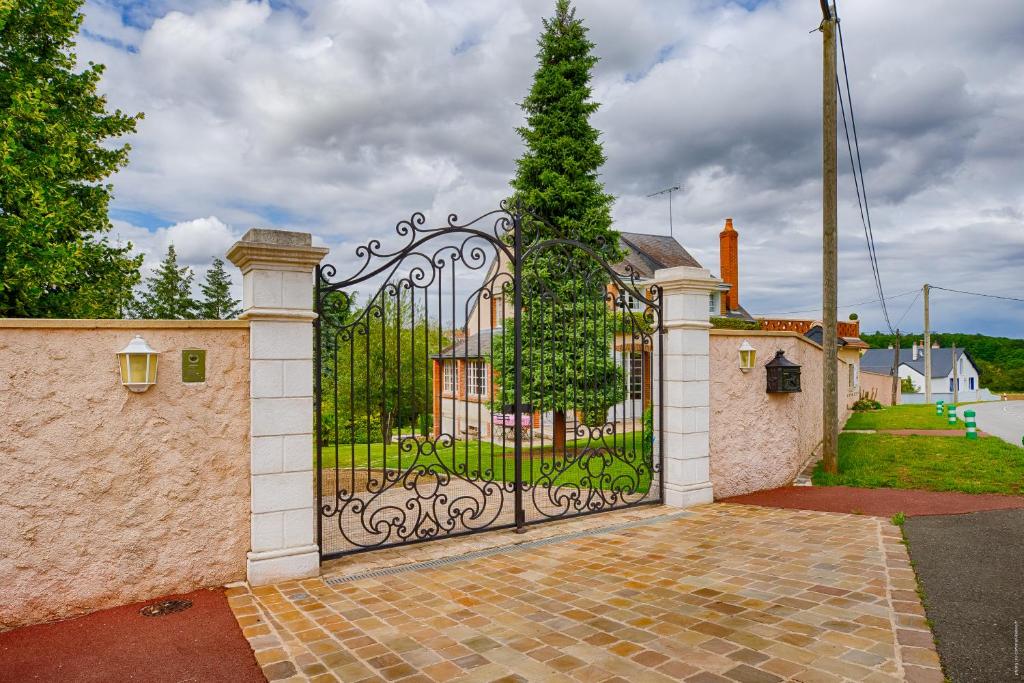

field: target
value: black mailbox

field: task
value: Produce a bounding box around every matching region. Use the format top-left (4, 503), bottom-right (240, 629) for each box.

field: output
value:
top-left (765, 350), bottom-right (801, 393)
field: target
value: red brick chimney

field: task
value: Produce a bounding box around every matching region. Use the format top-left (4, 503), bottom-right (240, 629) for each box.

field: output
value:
top-left (719, 218), bottom-right (739, 312)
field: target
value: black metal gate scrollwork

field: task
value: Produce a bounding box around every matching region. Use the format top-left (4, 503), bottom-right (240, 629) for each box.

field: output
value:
top-left (315, 202), bottom-right (664, 560)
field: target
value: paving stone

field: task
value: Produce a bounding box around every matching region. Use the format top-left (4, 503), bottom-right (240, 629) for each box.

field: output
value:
top-left (723, 664), bottom-right (782, 683)
top-left (227, 504), bottom-right (938, 683)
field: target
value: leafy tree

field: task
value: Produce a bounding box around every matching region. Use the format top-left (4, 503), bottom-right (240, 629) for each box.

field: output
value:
top-left (900, 376), bottom-right (918, 394)
top-left (322, 290), bottom-right (444, 445)
top-left (198, 257), bottom-right (240, 319)
top-left (0, 1), bottom-right (143, 318)
top-left (132, 244), bottom-right (198, 319)
top-left (493, 0), bottom-right (626, 451)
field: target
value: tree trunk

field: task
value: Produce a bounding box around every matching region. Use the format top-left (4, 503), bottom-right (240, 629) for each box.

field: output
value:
top-left (381, 409), bottom-right (395, 445)
top-left (553, 409), bottom-right (566, 454)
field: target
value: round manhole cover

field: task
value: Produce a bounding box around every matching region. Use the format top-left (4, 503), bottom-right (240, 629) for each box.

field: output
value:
top-left (140, 599), bottom-right (193, 617)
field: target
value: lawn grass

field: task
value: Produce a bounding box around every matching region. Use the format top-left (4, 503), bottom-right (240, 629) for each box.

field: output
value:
top-left (844, 404), bottom-right (963, 431)
top-left (812, 432), bottom-right (1024, 495)
top-left (318, 431), bottom-right (653, 492)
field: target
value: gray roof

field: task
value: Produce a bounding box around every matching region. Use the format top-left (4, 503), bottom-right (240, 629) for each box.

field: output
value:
top-left (861, 347), bottom-right (974, 378)
top-left (615, 232), bottom-right (703, 278)
top-left (431, 328), bottom-right (499, 360)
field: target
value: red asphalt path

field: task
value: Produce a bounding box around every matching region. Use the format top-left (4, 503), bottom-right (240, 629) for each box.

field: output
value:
top-left (722, 485), bottom-right (1024, 517)
top-left (0, 588), bottom-right (264, 682)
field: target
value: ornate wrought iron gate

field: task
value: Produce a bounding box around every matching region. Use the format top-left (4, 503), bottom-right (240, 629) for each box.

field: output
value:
top-left (316, 203), bottom-right (664, 560)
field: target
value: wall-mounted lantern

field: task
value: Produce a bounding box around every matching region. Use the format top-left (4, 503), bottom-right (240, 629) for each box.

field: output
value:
top-left (765, 349), bottom-right (801, 393)
top-left (117, 335), bottom-right (159, 393)
top-left (738, 340), bottom-right (756, 372)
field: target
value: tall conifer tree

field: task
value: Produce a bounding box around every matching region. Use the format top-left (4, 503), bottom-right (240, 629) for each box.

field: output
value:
top-left (494, 0), bottom-right (625, 451)
top-left (133, 244), bottom-right (197, 319)
top-left (510, 0), bottom-right (621, 265)
top-left (0, 0), bottom-right (143, 318)
top-left (198, 257), bottom-right (240, 319)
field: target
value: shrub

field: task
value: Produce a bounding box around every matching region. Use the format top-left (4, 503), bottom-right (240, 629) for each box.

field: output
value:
top-left (710, 316), bottom-right (760, 330)
top-left (642, 405), bottom-right (654, 459)
top-left (852, 396), bottom-right (882, 412)
top-left (319, 409), bottom-right (383, 445)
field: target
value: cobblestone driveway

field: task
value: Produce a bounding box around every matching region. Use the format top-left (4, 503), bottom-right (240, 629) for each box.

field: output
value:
top-left (228, 504), bottom-right (942, 682)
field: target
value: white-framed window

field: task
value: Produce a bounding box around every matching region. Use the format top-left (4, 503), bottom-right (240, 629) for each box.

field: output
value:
top-left (467, 360), bottom-right (487, 397)
top-left (848, 363), bottom-right (859, 389)
top-left (627, 352), bottom-right (644, 400)
top-left (709, 293), bottom-right (717, 313)
top-left (969, 377), bottom-right (975, 390)
top-left (622, 291), bottom-right (644, 312)
top-left (443, 360), bottom-right (456, 394)
top-left (949, 378), bottom-right (954, 392)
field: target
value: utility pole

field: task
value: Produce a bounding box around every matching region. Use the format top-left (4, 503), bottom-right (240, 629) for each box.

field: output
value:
top-left (647, 186), bottom-right (681, 238)
top-left (820, 0), bottom-right (839, 474)
top-left (923, 283), bottom-right (932, 403)
top-left (891, 328), bottom-right (900, 406)
top-left (952, 342), bottom-right (959, 404)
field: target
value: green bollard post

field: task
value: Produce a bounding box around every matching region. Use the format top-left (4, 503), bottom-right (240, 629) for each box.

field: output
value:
top-left (964, 409), bottom-right (977, 440)
top-left (947, 404), bottom-right (957, 426)
top-left (935, 400), bottom-right (944, 416)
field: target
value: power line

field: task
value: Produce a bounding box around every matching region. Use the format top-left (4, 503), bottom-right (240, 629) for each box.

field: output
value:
top-left (835, 0), bottom-right (892, 333)
top-left (892, 290), bottom-right (925, 329)
top-left (930, 286), bottom-right (1024, 303)
top-left (754, 288), bottom-right (918, 317)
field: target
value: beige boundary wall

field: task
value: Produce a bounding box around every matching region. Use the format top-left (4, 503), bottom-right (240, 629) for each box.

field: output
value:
top-left (862, 369), bottom-right (900, 406)
top-left (0, 319), bottom-right (251, 630)
top-left (709, 330), bottom-right (855, 499)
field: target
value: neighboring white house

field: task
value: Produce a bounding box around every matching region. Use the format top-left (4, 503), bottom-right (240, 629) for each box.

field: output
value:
top-left (860, 341), bottom-right (993, 404)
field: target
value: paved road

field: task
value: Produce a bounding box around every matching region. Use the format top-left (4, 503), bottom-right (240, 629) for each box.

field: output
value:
top-left (904, 509), bottom-right (1024, 683)
top-left (971, 400), bottom-right (1024, 447)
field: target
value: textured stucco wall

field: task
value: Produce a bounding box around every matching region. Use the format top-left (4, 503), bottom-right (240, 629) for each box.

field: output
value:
top-left (0, 321), bottom-right (250, 629)
top-left (709, 331), bottom-right (854, 499)
top-left (861, 370), bottom-right (899, 406)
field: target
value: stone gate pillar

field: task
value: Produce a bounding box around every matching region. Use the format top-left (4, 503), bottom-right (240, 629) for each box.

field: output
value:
top-left (652, 266), bottom-right (721, 507)
top-left (227, 229), bottom-right (328, 585)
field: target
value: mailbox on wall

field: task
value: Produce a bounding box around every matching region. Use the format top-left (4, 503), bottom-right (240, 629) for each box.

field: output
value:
top-left (182, 349), bottom-right (206, 383)
top-left (765, 350), bottom-right (801, 393)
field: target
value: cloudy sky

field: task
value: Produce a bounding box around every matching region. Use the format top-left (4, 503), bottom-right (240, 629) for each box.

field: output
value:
top-left (79, 0), bottom-right (1024, 336)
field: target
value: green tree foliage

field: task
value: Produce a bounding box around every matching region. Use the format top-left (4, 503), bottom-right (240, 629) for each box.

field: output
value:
top-left (900, 376), bottom-right (918, 394)
top-left (493, 1), bottom-right (627, 447)
top-left (511, 0), bottom-right (622, 266)
top-left (0, 1), bottom-right (143, 318)
top-left (321, 290), bottom-right (444, 445)
top-left (132, 244), bottom-right (198, 319)
top-left (864, 331), bottom-right (1024, 391)
top-left (198, 257), bottom-right (240, 319)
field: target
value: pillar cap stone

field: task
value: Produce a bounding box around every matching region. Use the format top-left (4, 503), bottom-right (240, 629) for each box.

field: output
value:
top-left (653, 266), bottom-right (722, 295)
top-left (227, 228), bottom-right (329, 274)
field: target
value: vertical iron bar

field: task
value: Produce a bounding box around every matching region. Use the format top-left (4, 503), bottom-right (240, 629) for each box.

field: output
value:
top-left (658, 287), bottom-right (665, 503)
top-left (314, 269), bottom-right (323, 559)
top-left (513, 212), bottom-right (525, 533)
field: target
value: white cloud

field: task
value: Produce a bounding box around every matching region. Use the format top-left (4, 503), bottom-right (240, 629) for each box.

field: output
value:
top-left (79, 0), bottom-right (1024, 336)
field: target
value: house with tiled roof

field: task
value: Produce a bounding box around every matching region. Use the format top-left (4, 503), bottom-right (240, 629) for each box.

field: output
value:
top-left (433, 226), bottom-right (740, 440)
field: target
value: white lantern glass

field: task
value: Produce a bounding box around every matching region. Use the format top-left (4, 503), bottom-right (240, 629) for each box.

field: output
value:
top-left (117, 335), bottom-right (159, 392)
top-left (739, 340), bottom-right (756, 372)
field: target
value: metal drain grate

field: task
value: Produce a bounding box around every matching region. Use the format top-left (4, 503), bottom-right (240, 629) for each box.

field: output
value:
top-left (324, 511), bottom-right (691, 585)
top-left (140, 599), bottom-right (193, 617)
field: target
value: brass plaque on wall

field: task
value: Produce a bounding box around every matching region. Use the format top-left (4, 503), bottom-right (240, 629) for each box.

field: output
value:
top-left (182, 349), bottom-right (206, 383)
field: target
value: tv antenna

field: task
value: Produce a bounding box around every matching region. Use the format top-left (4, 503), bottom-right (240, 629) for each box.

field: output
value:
top-left (647, 185), bottom-right (681, 237)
